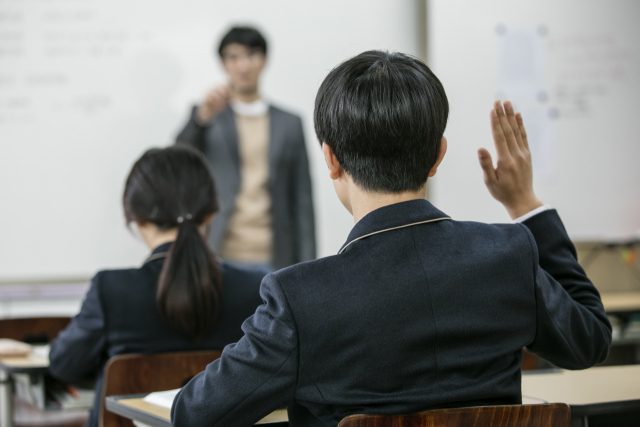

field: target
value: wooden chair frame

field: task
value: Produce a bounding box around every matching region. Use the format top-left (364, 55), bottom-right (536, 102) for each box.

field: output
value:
top-left (100, 350), bottom-right (222, 427)
top-left (0, 317), bottom-right (71, 344)
top-left (337, 404), bottom-right (571, 427)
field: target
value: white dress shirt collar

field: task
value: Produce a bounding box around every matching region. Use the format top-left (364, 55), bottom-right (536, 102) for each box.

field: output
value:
top-left (230, 99), bottom-right (269, 117)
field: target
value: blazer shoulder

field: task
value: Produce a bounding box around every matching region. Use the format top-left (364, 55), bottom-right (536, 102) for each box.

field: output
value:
top-left (93, 266), bottom-right (146, 285)
top-left (220, 262), bottom-right (265, 294)
top-left (268, 255), bottom-right (340, 293)
top-left (92, 266), bottom-right (154, 301)
top-left (453, 219), bottom-right (538, 271)
top-left (449, 218), bottom-right (532, 241)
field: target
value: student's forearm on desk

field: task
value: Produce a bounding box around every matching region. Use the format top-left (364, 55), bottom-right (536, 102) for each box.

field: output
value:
top-left (49, 277), bottom-right (106, 382)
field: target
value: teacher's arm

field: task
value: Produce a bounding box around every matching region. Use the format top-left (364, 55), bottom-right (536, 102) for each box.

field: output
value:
top-left (290, 116), bottom-right (316, 263)
top-left (175, 105), bottom-right (208, 152)
top-left (176, 85), bottom-right (230, 151)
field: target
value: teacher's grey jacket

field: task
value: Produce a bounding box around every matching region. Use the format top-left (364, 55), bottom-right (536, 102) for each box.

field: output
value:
top-left (176, 105), bottom-right (316, 269)
top-left (171, 200), bottom-right (612, 427)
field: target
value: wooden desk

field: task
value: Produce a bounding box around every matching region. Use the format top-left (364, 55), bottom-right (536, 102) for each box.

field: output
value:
top-left (104, 366), bottom-right (640, 427)
top-left (0, 353), bottom-right (50, 427)
top-left (0, 354), bottom-right (49, 374)
top-left (601, 292), bottom-right (640, 314)
top-left (106, 394), bottom-right (288, 427)
top-left (522, 365), bottom-right (640, 426)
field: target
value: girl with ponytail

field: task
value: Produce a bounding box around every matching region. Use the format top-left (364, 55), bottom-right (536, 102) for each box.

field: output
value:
top-left (49, 145), bottom-right (266, 427)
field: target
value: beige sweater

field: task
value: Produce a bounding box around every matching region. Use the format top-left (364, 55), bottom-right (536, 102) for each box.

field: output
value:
top-left (220, 112), bottom-right (273, 263)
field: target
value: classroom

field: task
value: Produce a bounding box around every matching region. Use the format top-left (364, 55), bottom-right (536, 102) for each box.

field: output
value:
top-left (1, 1), bottom-right (639, 427)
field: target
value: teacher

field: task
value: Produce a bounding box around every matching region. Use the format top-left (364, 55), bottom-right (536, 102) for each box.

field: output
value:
top-left (176, 26), bottom-right (316, 271)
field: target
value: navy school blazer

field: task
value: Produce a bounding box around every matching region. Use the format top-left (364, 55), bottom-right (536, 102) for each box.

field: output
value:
top-left (172, 199), bottom-right (612, 427)
top-left (48, 242), bottom-right (266, 427)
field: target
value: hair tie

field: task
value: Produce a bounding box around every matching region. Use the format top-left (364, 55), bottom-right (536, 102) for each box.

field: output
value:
top-left (177, 213), bottom-right (193, 224)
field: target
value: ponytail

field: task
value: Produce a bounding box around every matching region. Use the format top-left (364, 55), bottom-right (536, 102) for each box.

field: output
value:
top-left (156, 219), bottom-right (222, 341)
top-left (124, 145), bottom-right (221, 341)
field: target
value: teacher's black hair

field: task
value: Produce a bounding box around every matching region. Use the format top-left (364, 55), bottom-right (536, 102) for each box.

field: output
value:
top-left (218, 26), bottom-right (267, 57)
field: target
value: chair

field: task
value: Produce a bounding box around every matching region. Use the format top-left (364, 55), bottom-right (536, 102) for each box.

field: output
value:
top-left (100, 350), bottom-right (223, 427)
top-left (0, 317), bottom-right (71, 344)
top-left (0, 317), bottom-right (88, 427)
top-left (521, 349), bottom-right (540, 371)
top-left (337, 404), bottom-right (571, 427)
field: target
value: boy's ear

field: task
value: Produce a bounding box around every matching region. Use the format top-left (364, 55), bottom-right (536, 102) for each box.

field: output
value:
top-left (428, 137), bottom-right (448, 177)
top-left (322, 142), bottom-right (342, 180)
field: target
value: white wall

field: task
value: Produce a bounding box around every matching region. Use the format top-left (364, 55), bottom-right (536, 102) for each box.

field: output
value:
top-left (0, 0), bottom-right (423, 281)
top-left (427, 0), bottom-right (640, 240)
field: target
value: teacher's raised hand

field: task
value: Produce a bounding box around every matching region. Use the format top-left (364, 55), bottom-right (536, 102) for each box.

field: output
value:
top-left (196, 84), bottom-right (231, 124)
top-left (478, 100), bottom-right (543, 220)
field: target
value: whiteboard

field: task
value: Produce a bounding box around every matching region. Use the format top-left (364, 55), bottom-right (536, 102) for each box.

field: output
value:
top-left (0, 0), bottom-right (422, 280)
top-left (428, 0), bottom-right (640, 241)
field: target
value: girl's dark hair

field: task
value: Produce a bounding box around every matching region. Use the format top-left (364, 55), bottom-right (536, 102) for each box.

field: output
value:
top-left (123, 145), bottom-right (221, 341)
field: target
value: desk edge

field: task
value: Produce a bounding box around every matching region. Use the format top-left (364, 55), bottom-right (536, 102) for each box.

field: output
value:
top-left (569, 399), bottom-right (640, 417)
top-left (0, 362), bottom-right (49, 374)
top-left (105, 395), bottom-right (172, 427)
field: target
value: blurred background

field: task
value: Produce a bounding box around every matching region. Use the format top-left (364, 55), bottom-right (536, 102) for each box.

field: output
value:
top-left (1, 0), bottom-right (639, 331)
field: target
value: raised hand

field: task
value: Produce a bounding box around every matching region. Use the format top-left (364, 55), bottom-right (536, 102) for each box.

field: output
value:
top-left (478, 100), bottom-right (543, 220)
top-left (196, 84), bottom-right (231, 124)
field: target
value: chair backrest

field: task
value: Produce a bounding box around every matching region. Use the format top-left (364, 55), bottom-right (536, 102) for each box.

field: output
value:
top-left (521, 348), bottom-right (540, 371)
top-left (337, 404), bottom-right (571, 427)
top-left (100, 350), bottom-right (222, 427)
top-left (0, 317), bottom-right (71, 344)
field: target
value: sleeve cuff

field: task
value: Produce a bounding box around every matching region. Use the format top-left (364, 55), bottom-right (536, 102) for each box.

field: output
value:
top-left (512, 204), bottom-right (552, 224)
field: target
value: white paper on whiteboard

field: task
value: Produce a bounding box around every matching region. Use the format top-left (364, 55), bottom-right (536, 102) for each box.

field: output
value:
top-left (497, 26), bottom-right (546, 100)
top-left (519, 107), bottom-right (557, 181)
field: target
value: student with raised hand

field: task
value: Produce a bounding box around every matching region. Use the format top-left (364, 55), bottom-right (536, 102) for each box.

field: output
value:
top-left (48, 145), bottom-right (265, 427)
top-left (171, 50), bottom-right (611, 427)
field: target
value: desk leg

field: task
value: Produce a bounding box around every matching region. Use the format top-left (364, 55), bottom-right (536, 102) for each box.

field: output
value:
top-left (0, 368), bottom-right (13, 427)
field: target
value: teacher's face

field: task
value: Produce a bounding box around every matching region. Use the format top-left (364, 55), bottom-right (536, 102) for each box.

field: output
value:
top-left (221, 43), bottom-right (266, 95)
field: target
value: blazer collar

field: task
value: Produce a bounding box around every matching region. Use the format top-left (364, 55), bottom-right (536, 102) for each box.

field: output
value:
top-left (339, 199), bottom-right (451, 254)
top-left (144, 242), bottom-right (172, 265)
top-left (268, 106), bottom-right (285, 189)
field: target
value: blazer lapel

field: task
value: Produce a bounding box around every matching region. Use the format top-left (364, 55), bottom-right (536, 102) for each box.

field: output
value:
top-left (268, 106), bottom-right (286, 189)
top-left (216, 106), bottom-right (240, 169)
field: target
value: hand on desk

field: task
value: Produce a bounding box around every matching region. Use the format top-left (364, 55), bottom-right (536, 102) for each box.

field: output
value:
top-left (478, 100), bottom-right (544, 220)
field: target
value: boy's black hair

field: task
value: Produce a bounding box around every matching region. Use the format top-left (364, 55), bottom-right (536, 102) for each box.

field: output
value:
top-left (314, 50), bottom-right (449, 193)
top-left (218, 26), bottom-right (267, 57)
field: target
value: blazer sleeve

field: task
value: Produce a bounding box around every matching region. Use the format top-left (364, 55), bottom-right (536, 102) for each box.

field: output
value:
top-left (290, 117), bottom-right (316, 263)
top-left (175, 105), bottom-right (208, 152)
top-left (520, 209), bottom-right (612, 369)
top-left (48, 275), bottom-right (107, 382)
top-left (171, 273), bottom-right (298, 427)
